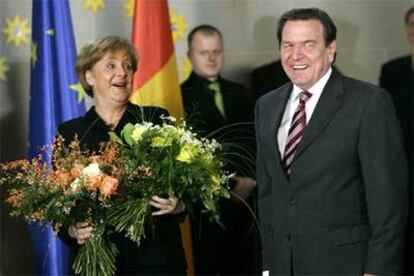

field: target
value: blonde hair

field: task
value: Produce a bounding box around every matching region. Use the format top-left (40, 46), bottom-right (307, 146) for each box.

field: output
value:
top-left (75, 36), bottom-right (138, 97)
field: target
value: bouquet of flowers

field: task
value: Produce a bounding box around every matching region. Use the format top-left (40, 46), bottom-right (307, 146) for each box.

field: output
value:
top-left (1, 117), bottom-right (231, 276)
top-left (1, 136), bottom-right (124, 275)
top-left (106, 117), bottom-right (231, 243)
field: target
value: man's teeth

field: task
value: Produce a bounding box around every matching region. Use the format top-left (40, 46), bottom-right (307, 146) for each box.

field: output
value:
top-left (292, 65), bottom-right (307, 70)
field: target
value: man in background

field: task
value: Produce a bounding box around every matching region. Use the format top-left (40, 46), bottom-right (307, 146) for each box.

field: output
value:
top-left (256, 8), bottom-right (408, 274)
top-left (251, 59), bottom-right (290, 102)
top-left (379, 6), bottom-right (413, 274)
top-left (380, 6), bottom-right (413, 168)
top-left (181, 24), bottom-right (259, 275)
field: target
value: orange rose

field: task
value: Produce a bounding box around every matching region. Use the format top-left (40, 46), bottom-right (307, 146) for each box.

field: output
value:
top-left (86, 175), bottom-right (103, 191)
top-left (99, 175), bottom-right (119, 197)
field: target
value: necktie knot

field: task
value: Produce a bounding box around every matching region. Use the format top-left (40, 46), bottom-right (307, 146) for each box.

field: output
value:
top-left (299, 91), bottom-right (312, 104)
top-left (208, 81), bottom-right (220, 92)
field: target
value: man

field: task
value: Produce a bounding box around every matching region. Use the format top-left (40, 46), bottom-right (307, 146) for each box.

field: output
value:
top-left (379, 6), bottom-right (413, 274)
top-left (380, 6), bottom-right (413, 167)
top-left (255, 8), bottom-right (408, 275)
top-left (181, 25), bottom-right (259, 275)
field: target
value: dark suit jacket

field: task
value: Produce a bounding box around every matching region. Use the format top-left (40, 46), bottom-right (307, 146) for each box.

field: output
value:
top-left (57, 103), bottom-right (186, 275)
top-left (181, 71), bottom-right (253, 136)
top-left (255, 69), bottom-right (408, 274)
top-left (380, 55), bottom-right (414, 274)
top-left (181, 72), bottom-right (258, 275)
top-left (380, 55), bottom-right (413, 165)
top-left (251, 59), bottom-right (290, 102)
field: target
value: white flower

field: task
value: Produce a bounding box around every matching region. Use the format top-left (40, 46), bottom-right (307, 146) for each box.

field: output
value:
top-left (131, 125), bottom-right (148, 143)
top-left (160, 114), bottom-right (177, 123)
top-left (69, 178), bottom-right (81, 193)
top-left (82, 163), bottom-right (101, 177)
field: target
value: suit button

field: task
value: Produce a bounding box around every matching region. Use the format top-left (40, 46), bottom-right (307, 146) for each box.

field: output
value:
top-left (289, 197), bottom-right (297, 205)
top-left (285, 234), bottom-right (291, 242)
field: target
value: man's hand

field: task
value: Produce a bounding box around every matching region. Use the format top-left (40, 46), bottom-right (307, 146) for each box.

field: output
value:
top-left (231, 176), bottom-right (256, 201)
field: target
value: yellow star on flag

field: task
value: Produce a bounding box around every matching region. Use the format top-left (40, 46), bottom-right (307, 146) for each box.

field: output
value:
top-left (31, 41), bottom-right (38, 68)
top-left (83, 0), bottom-right (106, 15)
top-left (69, 82), bottom-right (86, 102)
top-left (123, 0), bottom-right (135, 18)
top-left (2, 15), bottom-right (31, 47)
top-left (170, 9), bottom-right (187, 44)
top-left (0, 56), bottom-right (10, 81)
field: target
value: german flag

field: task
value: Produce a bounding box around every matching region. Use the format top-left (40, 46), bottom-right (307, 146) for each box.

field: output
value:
top-left (130, 0), bottom-right (183, 118)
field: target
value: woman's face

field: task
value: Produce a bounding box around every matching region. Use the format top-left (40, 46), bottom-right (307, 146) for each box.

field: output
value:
top-left (86, 50), bottom-right (135, 108)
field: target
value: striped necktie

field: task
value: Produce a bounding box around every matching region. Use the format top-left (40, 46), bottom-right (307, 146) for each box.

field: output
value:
top-left (208, 81), bottom-right (225, 117)
top-left (282, 91), bottom-right (312, 175)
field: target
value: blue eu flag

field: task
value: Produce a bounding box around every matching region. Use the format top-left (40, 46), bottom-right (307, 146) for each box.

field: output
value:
top-left (28, 0), bottom-right (85, 274)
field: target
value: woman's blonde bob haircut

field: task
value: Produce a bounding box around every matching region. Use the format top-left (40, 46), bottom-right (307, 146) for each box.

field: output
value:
top-left (75, 36), bottom-right (138, 97)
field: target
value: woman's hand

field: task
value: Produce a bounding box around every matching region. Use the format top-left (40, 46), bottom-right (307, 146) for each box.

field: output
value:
top-left (68, 222), bottom-right (94, 245)
top-left (150, 195), bottom-right (185, 216)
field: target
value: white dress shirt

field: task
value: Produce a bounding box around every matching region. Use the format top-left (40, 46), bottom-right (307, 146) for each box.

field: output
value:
top-left (277, 67), bottom-right (332, 157)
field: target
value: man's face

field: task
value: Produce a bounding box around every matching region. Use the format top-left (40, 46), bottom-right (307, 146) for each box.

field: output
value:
top-left (188, 32), bottom-right (223, 79)
top-left (406, 12), bottom-right (414, 47)
top-left (280, 19), bottom-right (336, 91)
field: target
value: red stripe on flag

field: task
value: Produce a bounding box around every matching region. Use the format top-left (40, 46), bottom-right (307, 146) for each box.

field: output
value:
top-left (131, 0), bottom-right (174, 89)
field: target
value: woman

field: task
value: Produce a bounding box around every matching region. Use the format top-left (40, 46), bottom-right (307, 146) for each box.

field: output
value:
top-left (58, 36), bottom-right (186, 275)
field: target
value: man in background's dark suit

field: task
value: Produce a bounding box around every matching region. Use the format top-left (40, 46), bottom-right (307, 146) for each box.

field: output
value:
top-left (251, 59), bottom-right (290, 102)
top-left (379, 6), bottom-right (414, 274)
top-left (256, 8), bottom-right (408, 275)
top-left (181, 25), bottom-right (259, 275)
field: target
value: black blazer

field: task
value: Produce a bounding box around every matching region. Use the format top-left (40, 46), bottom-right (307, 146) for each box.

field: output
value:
top-left (255, 69), bottom-right (409, 274)
top-left (181, 71), bottom-right (253, 135)
top-left (380, 55), bottom-right (413, 164)
top-left (251, 59), bottom-right (290, 102)
top-left (57, 103), bottom-right (186, 275)
top-left (380, 55), bottom-right (414, 274)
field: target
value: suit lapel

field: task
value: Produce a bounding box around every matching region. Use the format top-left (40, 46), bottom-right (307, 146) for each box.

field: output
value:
top-left (293, 69), bottom-right (345, 160)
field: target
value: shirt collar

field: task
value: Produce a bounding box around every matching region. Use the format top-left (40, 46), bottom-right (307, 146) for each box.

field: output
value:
top-left (291, 67), bottom-right (332, 100)
top-left (190, 71), bottom-right (221, 87)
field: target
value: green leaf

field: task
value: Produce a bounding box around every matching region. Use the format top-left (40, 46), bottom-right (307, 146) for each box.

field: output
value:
top-left (121, 123), bottom-right (135, 146)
